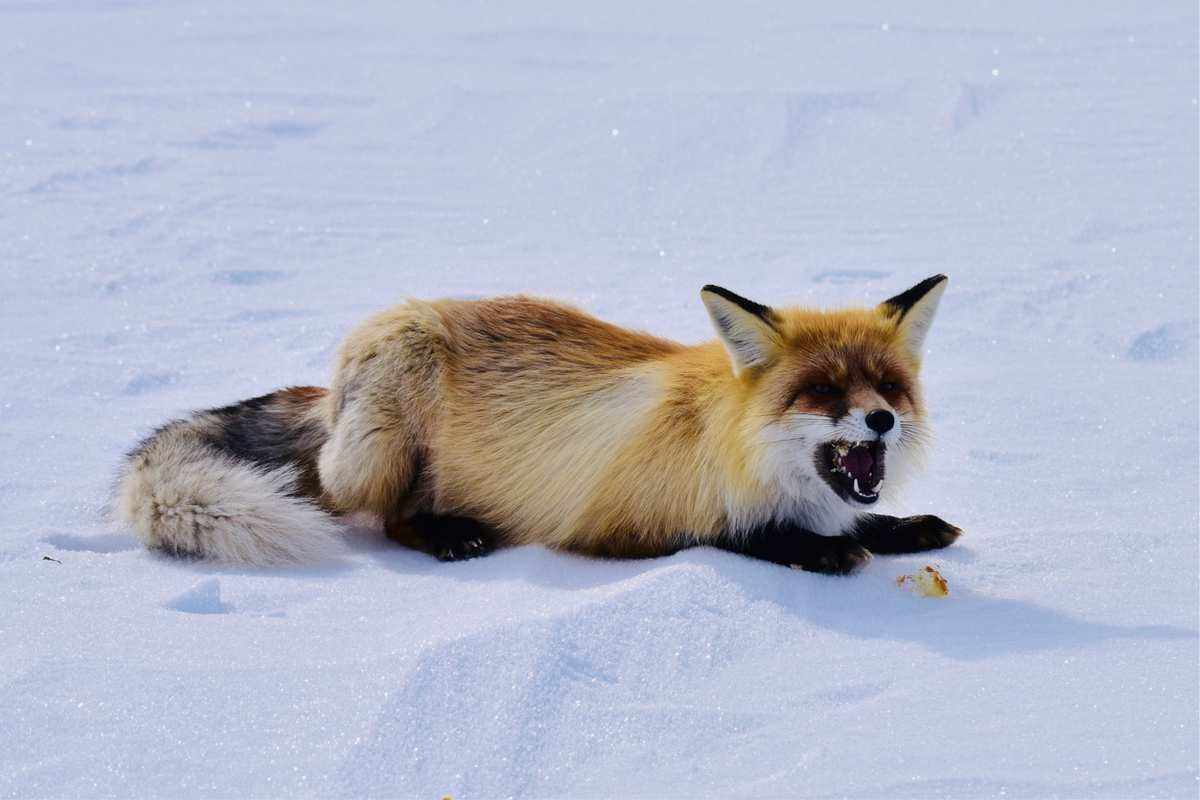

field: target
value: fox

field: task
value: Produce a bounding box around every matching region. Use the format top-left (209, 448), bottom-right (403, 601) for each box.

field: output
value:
top-left (116, 275), bottom-right (960, 574)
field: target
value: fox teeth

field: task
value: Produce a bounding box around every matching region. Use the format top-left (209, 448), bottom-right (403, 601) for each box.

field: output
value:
top-left (853, 478), bottom-right (880, 497)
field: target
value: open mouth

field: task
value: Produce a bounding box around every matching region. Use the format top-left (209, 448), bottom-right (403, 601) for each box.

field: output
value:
top-left (817, 440), bottom-right (886, 504)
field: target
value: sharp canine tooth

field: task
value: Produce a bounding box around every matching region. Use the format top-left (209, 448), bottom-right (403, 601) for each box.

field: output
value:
top-left (853, 478), bottom-right (862, 494)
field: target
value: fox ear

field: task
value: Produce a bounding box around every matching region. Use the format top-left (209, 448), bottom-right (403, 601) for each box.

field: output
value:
top-left (878, 274), bottom-right (948, 362)
top-left (701, 285), bottom-right (782, 376)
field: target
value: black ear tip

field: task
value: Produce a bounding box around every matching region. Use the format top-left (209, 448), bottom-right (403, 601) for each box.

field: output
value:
top-left (700, 284), bottom-right (772, 320)
top-left (882, 275), bottom-right (949, 316)
top-left (916, 274), bottom-right (949, 288)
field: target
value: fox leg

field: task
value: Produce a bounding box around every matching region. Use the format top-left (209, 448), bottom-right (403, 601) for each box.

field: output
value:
top-left (851, 514), bottom-right (961, 554)
top-left (317, 397), bottom-right (422, 515)
top-left (318, 303), bottom-right (446, 518)
top-left (386, 512), bottom-right (499, 562)
top-left (717, 522), bottom-right (871, 575)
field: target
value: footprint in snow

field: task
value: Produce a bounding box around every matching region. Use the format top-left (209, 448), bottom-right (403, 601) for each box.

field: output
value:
top-left (808, 681), bottom-right (889, 708)
top-left (164, 579), bottom-right (290, 617)
top-left (182, 119), bottom-right (325, 150)
top-left (227, 309), bottom-right (313, 324)
top-left (54, 111), bottom-right (118, 131)
top-left (1126, 322), bottom-right (1195, 362)
top-left (122, 370), bottom-right (180, 396)
top-left (212, 269), bottom-right (291, 287)
top-left (166, 579), bottom-right (229, 615)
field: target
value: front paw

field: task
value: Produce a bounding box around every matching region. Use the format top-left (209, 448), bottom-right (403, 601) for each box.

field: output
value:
top-left (895, 515), bottom-right (961, 552)
top-left (436, 536), bottom-right (494, 562)
top-left (791, 535), bottom-right (872, 575)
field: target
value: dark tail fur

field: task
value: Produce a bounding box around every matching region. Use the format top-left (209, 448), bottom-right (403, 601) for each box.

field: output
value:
top-left (116, 387), bottom-right (342, 564)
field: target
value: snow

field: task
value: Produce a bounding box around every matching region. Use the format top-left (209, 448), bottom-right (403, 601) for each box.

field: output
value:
top-left (1, 1), bottom-right (1197, 797)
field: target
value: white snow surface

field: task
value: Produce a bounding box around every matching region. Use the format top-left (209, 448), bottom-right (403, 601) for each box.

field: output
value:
top-left (2, 2), bottom-right (1198, 798)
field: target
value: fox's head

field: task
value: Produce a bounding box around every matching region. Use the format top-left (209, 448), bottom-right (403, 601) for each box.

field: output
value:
top-left (701, 276), bottom-right (947, 521)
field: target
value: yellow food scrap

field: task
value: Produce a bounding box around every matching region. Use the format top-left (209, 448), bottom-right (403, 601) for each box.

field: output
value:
top-left (896, 565), bottom-right (949, 598)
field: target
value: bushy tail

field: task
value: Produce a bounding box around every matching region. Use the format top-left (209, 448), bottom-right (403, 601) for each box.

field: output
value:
top-left (116, 387), bottom-right (342, 565)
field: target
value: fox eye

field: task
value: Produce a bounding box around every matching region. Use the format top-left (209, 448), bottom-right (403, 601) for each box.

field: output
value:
top-left (879, 380), bottom-right (902, 394)
top-left (807, 383), bottom-right (839, 396)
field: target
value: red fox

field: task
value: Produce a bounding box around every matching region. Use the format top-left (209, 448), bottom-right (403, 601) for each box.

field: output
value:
top-left (117, 276), bottom-right (960, 573)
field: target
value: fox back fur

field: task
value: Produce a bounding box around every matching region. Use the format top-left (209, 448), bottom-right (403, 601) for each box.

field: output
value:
top-left (117, 276), bottom-right (950, 566)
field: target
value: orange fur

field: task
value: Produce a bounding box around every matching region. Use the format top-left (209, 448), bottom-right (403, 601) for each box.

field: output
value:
top-left (118, 277), bottom-right (947, 564)
top-left (315, 282), bottom-right (943, 557)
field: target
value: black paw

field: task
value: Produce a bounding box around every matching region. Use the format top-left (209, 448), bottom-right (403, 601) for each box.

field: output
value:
top-left (406, 513), bottom-right (499, 562)
top-left (791, 535), bottom-right (872, 575)
top-left (893, 515), bottom-right (961, 552)
top-left (853, 513), bottom-right (962, 555)
top-left (436, 536), bottom-right (494, 562)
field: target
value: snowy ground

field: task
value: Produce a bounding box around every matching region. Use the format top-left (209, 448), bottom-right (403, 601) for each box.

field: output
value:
top-left (2, 2), bottom-right (1197, 798)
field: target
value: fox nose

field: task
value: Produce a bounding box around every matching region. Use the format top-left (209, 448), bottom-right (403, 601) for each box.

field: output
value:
top-left (865, 409), bottom-right (895, 435)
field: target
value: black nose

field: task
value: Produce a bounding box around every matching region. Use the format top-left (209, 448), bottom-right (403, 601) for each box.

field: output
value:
top-left (865, 410), bottom-right (895, 434)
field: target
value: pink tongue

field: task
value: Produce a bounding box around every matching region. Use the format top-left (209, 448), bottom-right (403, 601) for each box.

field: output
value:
top-left (842, 446), bottom-right (874, 481)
